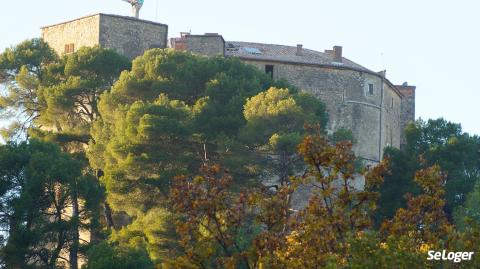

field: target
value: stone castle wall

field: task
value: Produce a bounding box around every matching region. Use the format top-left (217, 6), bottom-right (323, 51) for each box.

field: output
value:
top-left (238, 59), bottom-right (402, 162)
top-left (382, 82), bottom-right (402, 152)
top-left (171, 34), bottom-right (225, 56)
top-left (99, 15), bottom-right (168, 59)
top-left (187, 35), bottom-right (224, 56)
top-left (42, 14), bottom-right (168, 60)
top-left (397, 85), bottom-right (416, 147)
top-left (41, 15), bottom-right (101, 56)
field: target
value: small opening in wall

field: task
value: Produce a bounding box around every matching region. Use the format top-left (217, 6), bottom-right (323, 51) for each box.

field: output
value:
top-left (265, 65), bottom-right (274, 79)
top-left (64, 43), bottom-right (75, 54)
top-left (391, 97), bottom-right (394, 109)
top-left (368, 84), bottom-right (374, 95)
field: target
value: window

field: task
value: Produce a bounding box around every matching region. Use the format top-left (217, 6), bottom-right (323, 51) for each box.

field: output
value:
top-left (391, 97), bottom-right (394, 109)
top-left (265, 65), bottom-right (274, 79)
top-left (64, 43), bottom-right (75, 54)
top-left (367, 84), bottom-right (374, 95)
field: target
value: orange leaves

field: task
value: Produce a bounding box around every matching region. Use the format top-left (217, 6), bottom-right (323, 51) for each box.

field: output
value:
top-left (169, 165), bottom-right (254, 268)
top-left (167, 127), bottom-right (465, 268)
top-left (252, 127), bottom-right (390, 268)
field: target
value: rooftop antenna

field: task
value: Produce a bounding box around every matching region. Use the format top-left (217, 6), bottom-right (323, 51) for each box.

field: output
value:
top-left (122, 0), bottom-right (144, 18)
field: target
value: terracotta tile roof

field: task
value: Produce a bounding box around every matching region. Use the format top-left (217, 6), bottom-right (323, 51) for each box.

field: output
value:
top-left (225, 41), bottom-right (371, 72)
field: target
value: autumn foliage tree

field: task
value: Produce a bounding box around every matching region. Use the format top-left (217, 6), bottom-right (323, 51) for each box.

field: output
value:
top-left (169, 165), bottom-right (255, 269)
top-left (168, 126), bottom-right (480, 269)
top-left (167, 127), bottom-right (389, 268)
top-left (252, 127), bottom-right (388, 268)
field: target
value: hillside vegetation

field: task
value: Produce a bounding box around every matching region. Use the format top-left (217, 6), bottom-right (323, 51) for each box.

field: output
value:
top-left (0, 39), bottom-right (479, 269)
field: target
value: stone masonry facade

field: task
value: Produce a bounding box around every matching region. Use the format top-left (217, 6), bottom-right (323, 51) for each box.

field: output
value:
top-left (170, 33), bottom-right (225, 56)
top-left (170, 36), bottom-right (414, 162)
top-left (41, 14), bottom-right (415, 163)
top-left (396, 84), bottom-right (416, 147)
top-left (241, 60), bottom-right (403, 162)
top-left (41, 15), bottom-right (101, 57)
top-left (99, 14), bottom-right (168, 59)
top-left (42, 14), bottom-right (168, 60)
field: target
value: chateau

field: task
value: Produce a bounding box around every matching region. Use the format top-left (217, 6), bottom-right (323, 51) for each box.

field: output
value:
top-left (41, 13), bottom-right (415, 163)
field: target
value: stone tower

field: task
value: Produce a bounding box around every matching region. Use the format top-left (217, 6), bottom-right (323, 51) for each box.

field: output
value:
top-left (41, 13), bottom-right (168, 60)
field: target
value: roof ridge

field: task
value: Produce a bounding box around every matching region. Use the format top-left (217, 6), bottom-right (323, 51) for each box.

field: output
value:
top-left (226, 40), bottom-right (373, 73)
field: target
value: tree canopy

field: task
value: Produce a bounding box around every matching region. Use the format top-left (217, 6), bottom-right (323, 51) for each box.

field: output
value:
top-left (376, 118), bottom-right (480, 223)
top-left (2, 39), bottom-right (480, 269)
top-left (0, 139), bottom-right (101, 268)
top-left (87, 49), bottom-right (325, 215)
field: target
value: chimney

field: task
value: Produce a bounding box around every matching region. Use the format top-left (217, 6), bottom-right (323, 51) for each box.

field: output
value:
top-left (333, 46), bottom-right (342, 62)
top-left (296, 44), bottom-right (303, 56)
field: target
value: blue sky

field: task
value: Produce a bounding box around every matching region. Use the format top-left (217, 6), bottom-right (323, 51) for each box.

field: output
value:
top-left (1, 0), bottom-right (479, 135)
